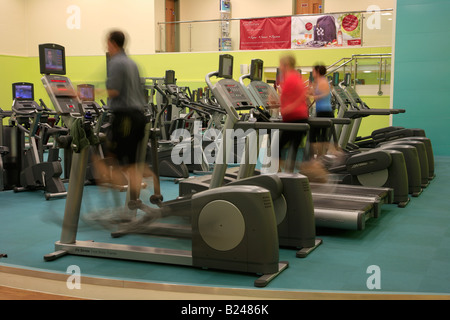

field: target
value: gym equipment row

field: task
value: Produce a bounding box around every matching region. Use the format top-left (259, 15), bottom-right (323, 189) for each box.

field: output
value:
top-left (0, 44), bottom-right (435, 288)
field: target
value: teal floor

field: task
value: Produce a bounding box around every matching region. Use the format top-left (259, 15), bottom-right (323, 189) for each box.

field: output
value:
top-left (1, 157), bottom-right (450, 296)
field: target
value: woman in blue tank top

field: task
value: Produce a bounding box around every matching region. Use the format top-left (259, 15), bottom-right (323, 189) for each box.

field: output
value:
top-left (308, 64), bottom-right (335, 158)
top-left (311, 65), bottom-right (334, 117)
top-left (299, 65), bottom-right (345, 181)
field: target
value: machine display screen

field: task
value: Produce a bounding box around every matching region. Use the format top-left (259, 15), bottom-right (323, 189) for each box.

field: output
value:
top-left (332, 72), bottom-right (340, 87)
top-left (39, 44), bottom-right (66, 75)
top-left (344, 73), bottom-right (352, 87)
top-left (276, 68), bottom-right (283, 86)
top-left (13, 83), bottom-right (34, 100)
top-left (78, 85), bottom-right (95, 102)
top-left (165, 70), bottom-right (176, 85)
top-left (44, 48), bottom-right (64, 72)
top-left (250, 59), bottom-right (263, 82)
top-left (218, 54), bottom-right (233, 79)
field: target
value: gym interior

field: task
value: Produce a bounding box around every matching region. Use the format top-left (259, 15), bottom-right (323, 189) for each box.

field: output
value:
top-left (0, 0), bottom-right (449, 301)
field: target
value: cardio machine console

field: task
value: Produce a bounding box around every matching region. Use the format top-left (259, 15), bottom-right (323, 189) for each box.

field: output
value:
top-left (330, 72), bottom-right (351, 106)
top-left (166, 84), bottom-right (190, 103)
top-left (11, 82), bottom-right (43, 116)
top-left (333, 85), bottom-right (351, 103)
top-left (218, 79), bottom-right (254, 110)
top-left (77, 84), bottom-right (102, 116)
top-left (248, 81), bottom-right (280, 109)
top-left (41, 75), bottom-right (80, 115)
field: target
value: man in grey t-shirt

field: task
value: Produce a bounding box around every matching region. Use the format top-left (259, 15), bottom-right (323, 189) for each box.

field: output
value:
top-left (95, 30), bottom-right (147, 202)
top-left (106, 39), bottom-right (146, 113)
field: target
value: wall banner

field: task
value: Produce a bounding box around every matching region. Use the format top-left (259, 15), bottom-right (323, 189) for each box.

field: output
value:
top-left (240, 16), bottom-right (291, 50)
top-left (291, 13), bottom-right (361, 48)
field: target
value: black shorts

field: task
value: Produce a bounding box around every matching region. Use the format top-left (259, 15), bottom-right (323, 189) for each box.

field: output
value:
top-left (278, 119), bottom-right (308, 158)
top-left (316, 111), bottom-right (335, 118)
top-left (109, 109), bottom-right (146, 165)
top-left (310, 111), bottom-right (335, 143)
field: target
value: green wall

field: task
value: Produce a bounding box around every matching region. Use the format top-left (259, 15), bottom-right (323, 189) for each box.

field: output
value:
top-left (393, 0), bottom-right (450, 156)
top-left (0, 55), bottom-right (33, 111)
top-left (2, 46), bottom-right (392, 138)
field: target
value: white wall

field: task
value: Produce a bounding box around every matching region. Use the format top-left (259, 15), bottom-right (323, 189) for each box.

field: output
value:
top-left (324, 0), bottom-right (395, 47)
top-left (0, 0), bottom-right (28, 56)
top-left (174, 0), bottom-right (395, 52)
top-left (1, 0), bottom-right (395, 56)
top-left (1, 0), bottom-right (156, 57)
top-left (177, 0), bottom-right (293, 52)
top-left (179, 0), bottom-right (220, 20)
top-left (323, 0), bottom-right (394, 12)
top-left (177, 0), bottom-right (396, 20)
top-left (231, 0), bottom-right (292, 18)
top-left (27, 0), bottom-right (156, 56)
top-left (176, 0), bottom-right (218, 52)
top-left (179, 0), bottom-right (293, 20)
top-left (155, 0), bottom-right (166, 52)
top-left (177, 0), bottom-right (293, 21)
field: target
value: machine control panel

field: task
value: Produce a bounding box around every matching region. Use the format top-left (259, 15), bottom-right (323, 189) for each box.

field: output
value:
top-left (12, 100), bottom-right (42, 116)
top-left (248, 81), bottom-right (280, 109)
top-left (332, 85), bottom-right (351, 105)
top-left (217, 79), bottom-right (254, 110)
top-left (11, 82), bottom-right (43, 116)
top-left (344, 86), bottom-right (363, 104)
top-left (41, 75), bottom-right (80, 115)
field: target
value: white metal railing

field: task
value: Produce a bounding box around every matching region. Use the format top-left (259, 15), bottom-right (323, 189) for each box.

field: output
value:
top-left (321, 53), bottom-right (392, 96)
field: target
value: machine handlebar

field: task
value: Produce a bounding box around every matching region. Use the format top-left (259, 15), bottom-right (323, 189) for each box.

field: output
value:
top-left (235, 121), bottom-right (310, 132)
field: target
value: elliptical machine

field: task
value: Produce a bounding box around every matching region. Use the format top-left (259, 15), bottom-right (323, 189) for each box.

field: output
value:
top-left (339, 72), bottom-right (435, 182)
top-left (114, 55), bottom-right (322, 256)
top-left (331, 73), bottom-right (433, 195)
top-left (9, 82), bottom-right (67, 200)
top-left (169, 55), bottom-right (323, 251)
top-left (43, 44), bottom-right (288, 287)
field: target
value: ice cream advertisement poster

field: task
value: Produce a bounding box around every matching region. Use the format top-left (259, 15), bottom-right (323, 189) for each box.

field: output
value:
top-left (291, 13), bottom-right (361, 49)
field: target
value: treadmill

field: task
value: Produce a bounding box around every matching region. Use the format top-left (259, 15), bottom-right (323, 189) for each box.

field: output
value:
top-left (117, 54), bottom-right (324, 258)
top-left (332, 73), bottom-right (433, 191)
top-left (243, 60), bottom-right (409, 217)
top-left (42, 46), bottom-right (290, 287)
top-left (339, 73), bottom-right (435, 181)
top-left (340, 73), bottom-right (426, 144)
top-left (179, 56), bottom-right (392, 231)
